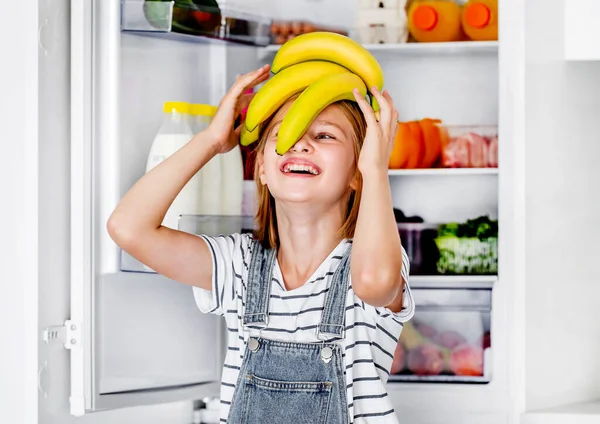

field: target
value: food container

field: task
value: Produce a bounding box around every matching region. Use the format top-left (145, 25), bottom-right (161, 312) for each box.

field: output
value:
top-left (434, 216), bottom-right (498, 275)
top-left (389, 284), bottom-right (492, 383)
top-left (121, 0), bottom-right (273, 46)
top-left (435, 124), bottom-right (498, 168)
top-left (355, 25), bottom-right (409, 44)
top-left (435, 235), bottom-right (498, 275)
top-left (269, 20), bottom-right (348, 44)
top-left (397, 222), bottom-right (440, 275)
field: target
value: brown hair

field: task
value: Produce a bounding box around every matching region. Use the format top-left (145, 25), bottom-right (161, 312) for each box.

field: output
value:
top-left (252, 96), bottom-right (367, 249)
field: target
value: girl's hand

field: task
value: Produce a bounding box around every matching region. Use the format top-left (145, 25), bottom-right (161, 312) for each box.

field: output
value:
top-left (206, 64), bottom-right (271, 154)
top-left (352, 86), bottom-right (399, 178)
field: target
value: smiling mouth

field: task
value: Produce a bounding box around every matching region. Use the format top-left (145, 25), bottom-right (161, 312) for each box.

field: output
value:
top-left (281, 163), bottom-right (321, 175)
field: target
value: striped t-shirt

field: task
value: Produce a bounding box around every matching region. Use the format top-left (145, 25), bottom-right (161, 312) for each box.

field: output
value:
top-left (193, 233), bottom-right (415, 423)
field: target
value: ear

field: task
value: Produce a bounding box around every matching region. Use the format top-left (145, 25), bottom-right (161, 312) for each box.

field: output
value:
top-left (256, 151), bottom-right (267, 185)
top-left (348, 169), bottom-right (360, 191)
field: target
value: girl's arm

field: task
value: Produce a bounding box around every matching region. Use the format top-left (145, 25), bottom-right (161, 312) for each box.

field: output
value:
top-left (107, 65), bottom-right (270, 290)
top-left (351, 87), bottom-right (405, 312)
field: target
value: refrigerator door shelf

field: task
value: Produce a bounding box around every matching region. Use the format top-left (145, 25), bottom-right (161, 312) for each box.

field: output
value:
top-left (121, 0), bottom-right (273, 46)
top-left (120, 214), bottom-right (256, 274)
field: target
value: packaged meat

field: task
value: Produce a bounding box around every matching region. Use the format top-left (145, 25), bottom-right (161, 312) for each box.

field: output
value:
top-left (487, 135), bottom-right (498, 167)
top-left (436, 125), bottom-right (498, 168)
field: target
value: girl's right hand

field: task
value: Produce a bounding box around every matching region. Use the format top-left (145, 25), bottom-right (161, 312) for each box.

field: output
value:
top-left (206, 64), bottom-right (271, 154)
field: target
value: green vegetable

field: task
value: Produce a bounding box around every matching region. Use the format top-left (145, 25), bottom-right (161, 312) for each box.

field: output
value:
top-left (434, 216), bottom-right (499, 275)
top-left (438, 215), bottom-right (498, 240)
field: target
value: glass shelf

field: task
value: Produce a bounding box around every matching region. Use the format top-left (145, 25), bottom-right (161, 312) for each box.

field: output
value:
top-left (121, 0), bottom-right (272, 46)
top-left (261, 40), bottom-right (498, 56)
top-left (388, 168), bottom-right (498, 177)
top-left (120, 215), bottom-right (255, 274)
top-left (120, 215), bottom-right (498, 287)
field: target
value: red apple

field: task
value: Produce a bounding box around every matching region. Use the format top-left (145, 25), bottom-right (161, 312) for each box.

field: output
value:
top-left (435, 330), bottom-right (467, 350)
top-left (414, 322), bottom-right (437, 339)
top-left (407, 342), bottom-right (444, 376)
top-left (450, 344), bottom-right (484, 376)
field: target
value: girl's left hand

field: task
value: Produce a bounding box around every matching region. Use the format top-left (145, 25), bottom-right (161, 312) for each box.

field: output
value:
top-left (352, 86), bottom-right (399, 177)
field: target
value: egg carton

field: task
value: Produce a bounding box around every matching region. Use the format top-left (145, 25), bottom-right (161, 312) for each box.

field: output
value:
top-left (356, 24), bottom-right (408, 44)
top-left (357, 0), bottom-right (407, 10)
top-left (355, 6), bottom-right (408, 44)
top-left (356, 7), bottom-right (407, 27)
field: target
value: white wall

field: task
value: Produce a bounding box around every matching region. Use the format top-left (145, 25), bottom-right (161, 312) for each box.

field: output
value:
top-left (0, 1), bottom-right (199, 423)
top-left (0, 1), bottom-right (40, 424)
top-left (525, 0), bottom-right (600, 412)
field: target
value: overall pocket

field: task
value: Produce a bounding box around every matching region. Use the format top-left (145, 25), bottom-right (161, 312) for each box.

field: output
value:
top-left (239, 374), bottom-right (333, 424)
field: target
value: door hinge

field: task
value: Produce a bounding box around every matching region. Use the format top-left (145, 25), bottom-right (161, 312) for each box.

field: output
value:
top-left (43, 319), bottom-right (81, 350)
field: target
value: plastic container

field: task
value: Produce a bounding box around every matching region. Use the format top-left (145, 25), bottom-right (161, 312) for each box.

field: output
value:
top-left (397, 223), bottom-right (440, 275)
top-left (122, 0), bottom-right (273, 46)
top-left (146, 101), bottom-right (197, 230)
top-left (435, 236), bottom-right (498, 275)
top-left (461, 0), bottom-right (498, 41)
top-left (435, 124), bottom-right (498, 168)
top-left (356, 24), bottom-right (409, 44)
top-left (190, 104), bottom-right (222, 216)
top-left (389, 285), bottom-right (492, 383)
top-left (355, 4), bottom-right (409, 44)
top-left (434, 216), bottom-right (498, 275)
top-left (407, 0), bottom-right (464, 43)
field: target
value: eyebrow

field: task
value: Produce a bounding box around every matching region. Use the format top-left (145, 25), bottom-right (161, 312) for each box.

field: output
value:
top-left (314, 120), bottom-right (345, 132)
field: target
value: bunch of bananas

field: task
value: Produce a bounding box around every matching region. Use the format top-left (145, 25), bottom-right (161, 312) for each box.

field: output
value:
top-left (240, 32), bottom-right (385, 155)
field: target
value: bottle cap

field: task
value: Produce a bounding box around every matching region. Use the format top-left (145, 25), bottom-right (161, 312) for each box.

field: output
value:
top-left (464, 3), bottom-right (491, 28)
top-left (163, 101), bottom-right (190, 114)
top-left (190, 104), bottom-right (218, 117)
top-left (413, 5), bottom-right (438, 31)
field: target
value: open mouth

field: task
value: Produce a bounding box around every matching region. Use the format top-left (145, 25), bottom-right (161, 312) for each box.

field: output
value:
top-left (281, 161), bottom-right (321, 176)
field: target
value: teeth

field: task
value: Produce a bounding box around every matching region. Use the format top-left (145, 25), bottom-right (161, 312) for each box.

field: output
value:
top-left (283, 163), bottom-right (319, 175)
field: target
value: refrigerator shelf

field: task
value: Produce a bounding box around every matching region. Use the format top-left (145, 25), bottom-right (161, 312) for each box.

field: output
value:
top-left (262, 40), bottom-right (499, 55)
top-left (388, 168), bottom-right (498, 176)
top-left (121, 0), bottom-right (272, 46)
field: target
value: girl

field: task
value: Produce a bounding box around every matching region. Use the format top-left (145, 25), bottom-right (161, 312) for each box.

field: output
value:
top-left (108, 64), bottom-right (415, 423)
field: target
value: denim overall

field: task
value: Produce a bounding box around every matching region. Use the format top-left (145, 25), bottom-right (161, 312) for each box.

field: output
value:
top-left (227, 240), bottom-right (350, 424)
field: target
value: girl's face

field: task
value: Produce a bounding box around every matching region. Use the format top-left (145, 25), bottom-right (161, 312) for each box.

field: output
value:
top-left (257, 102), bottom-right (358, 206)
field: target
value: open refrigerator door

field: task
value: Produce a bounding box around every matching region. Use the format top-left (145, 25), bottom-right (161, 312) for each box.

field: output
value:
top-left (67, 0), bottom-right (270, 415)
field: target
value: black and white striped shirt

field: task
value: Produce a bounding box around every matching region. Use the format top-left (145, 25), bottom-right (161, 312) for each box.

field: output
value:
top-left (194, 233), bottom-right (414, 423)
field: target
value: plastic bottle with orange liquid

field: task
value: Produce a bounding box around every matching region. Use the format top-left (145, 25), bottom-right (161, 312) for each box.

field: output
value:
top-left (407, 0), bottom-right (464, 43)
top-left (461, 0), bottom-right (498, 41)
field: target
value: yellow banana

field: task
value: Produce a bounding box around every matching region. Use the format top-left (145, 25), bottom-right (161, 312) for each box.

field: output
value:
top-left (240, 124), bottom-right (259, 146)
top-left (276, 72), bottom-right (367, 155)
top-left (271, 32), bottom-right (384, 111)
top-left (245, 61), bottom-right (351, 132)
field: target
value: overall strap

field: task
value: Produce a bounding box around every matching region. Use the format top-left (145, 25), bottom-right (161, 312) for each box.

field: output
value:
top-left (317, 243), bottom-right (352, 340)
top-left (243, 239), bottom-right (276, 328)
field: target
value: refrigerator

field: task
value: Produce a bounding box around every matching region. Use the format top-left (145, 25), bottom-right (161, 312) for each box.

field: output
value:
top-left (63, 0), bottom-right (508, 421)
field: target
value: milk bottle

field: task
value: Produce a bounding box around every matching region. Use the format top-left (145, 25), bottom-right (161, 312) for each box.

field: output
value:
top-left (191, 103), bottom-right (244, 217)
top-left (146, 101), bottom-right (199, 230)
top-left (220, 145), bottom-right (244, 217)
top-left (190, 104), bottom-right (223, 225)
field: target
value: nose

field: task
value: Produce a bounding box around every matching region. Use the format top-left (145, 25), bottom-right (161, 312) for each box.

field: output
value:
top-left (290, 135), bottom-right (313, 153)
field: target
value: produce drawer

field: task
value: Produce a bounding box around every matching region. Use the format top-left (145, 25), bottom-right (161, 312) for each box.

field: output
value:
top-left (389, 282), bottom-right (492, 384)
